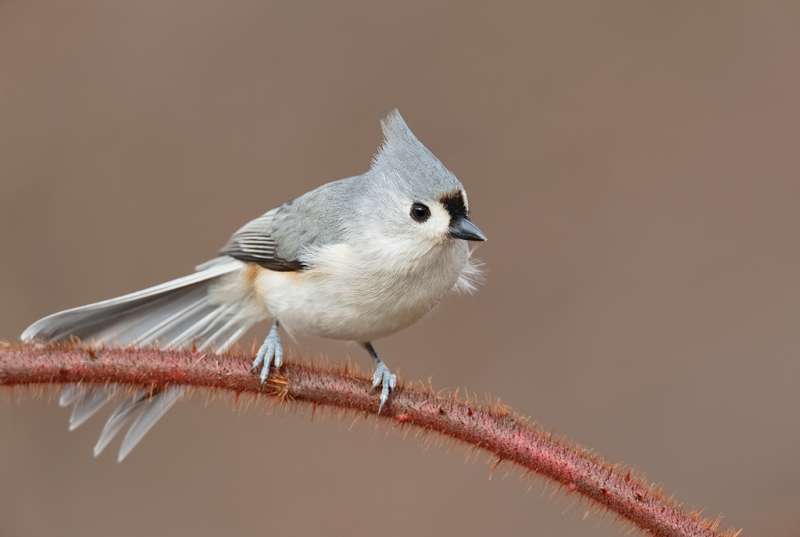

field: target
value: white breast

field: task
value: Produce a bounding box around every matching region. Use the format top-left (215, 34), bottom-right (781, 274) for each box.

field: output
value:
top-left (253, 236), bottom-right (469, 343)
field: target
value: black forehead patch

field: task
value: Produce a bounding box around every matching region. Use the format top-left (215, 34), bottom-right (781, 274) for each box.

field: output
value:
top-left (439, 190), bottom-right (467, 223)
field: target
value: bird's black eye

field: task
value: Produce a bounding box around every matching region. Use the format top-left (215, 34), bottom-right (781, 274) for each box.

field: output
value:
top-left (410, 203), bottom-right (431, 223)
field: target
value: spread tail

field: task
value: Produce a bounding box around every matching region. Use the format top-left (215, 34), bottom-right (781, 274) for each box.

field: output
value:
top-left (22, 257), bottom-right (263, 460)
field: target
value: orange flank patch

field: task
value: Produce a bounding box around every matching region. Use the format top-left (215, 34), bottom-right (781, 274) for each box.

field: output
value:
top-left (243, 263), bottom-right (261, 287)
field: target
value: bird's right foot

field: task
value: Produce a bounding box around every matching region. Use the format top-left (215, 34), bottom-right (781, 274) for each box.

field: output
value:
top-left (252, 320), bottom-right (282, 384)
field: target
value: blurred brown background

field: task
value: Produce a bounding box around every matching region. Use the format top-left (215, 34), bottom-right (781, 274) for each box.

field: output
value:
top-left (1, 2), bottom-right (799, 536)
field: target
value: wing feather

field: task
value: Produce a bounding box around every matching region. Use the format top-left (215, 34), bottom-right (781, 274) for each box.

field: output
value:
top-left (219, 209), bottom-right (307, 272)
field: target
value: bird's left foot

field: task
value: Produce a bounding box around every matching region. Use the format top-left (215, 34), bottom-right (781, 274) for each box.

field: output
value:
top-left (371, 361), bottom-right (397, 413)
top-left (252, 320), bottom-right (282, 384)
top-left (363, 342), bottom-right (397, 413)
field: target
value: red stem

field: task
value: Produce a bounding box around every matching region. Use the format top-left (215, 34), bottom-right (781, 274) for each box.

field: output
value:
top-left (0, 342), bottom-right (736, 537)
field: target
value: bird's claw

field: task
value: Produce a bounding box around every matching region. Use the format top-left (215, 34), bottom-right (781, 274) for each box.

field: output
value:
top-left (371, 362), bottom-right (397, 413)
top-left (252, 323), bottom-right (282, 384)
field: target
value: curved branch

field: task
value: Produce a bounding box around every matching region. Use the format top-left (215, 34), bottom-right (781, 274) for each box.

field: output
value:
top-left (0, 342), bottom-right (735, 537)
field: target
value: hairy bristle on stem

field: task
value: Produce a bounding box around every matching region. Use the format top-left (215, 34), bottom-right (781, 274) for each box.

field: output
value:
top-left (0, 342), bottom-right (736, 537)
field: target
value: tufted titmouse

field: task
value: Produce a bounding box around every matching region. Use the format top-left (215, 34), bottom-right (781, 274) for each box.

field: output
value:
top-left (22, 110), bottom-right (486, 461)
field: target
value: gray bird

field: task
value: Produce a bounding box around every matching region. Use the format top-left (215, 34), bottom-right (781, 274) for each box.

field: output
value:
top-left (22, 110), bottom-right (486, 461)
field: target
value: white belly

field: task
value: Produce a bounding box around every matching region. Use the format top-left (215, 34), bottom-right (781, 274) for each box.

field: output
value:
top-left (253, 241), bottom-right (468, 342)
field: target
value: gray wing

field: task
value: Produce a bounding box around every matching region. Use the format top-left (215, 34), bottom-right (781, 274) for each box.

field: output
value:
top-left (219, 206), bottom-right (308, 271)
top-left (220, 183), bottom-right (352, 271)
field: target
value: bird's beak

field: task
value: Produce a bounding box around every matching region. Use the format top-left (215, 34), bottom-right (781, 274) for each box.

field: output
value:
top-left (448, 216), bottom-right (487, 241)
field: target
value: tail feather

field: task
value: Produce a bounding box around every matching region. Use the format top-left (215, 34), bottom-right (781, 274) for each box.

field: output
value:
top-left (69, 386), bottom-right (118, 430)
top-left (94, 389), bottom-right (150, 457)
top-left (59, 384), bottom-right (84, 407)
top-left (219, 322), bottom-right (255, 353)
top-left (118, 387), bottom-right (182, 462)
top-left (135, 298), bottom-right (211, 346)
top-left (22, 260), bottom-right (240, 345)
top-left (92, 287), bottom-right (212, 345)
top-left (168, 303), bottom-right (232, 350)
top-left (22, 258), bottom-right (265, 460)
top-left (198, 307), bottom-right (247, 351)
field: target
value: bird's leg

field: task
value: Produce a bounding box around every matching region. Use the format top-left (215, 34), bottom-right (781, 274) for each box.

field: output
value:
top-left (252, 319), bottom-right (283, 384)
top-left (362, 342), bottom-right (397, 413)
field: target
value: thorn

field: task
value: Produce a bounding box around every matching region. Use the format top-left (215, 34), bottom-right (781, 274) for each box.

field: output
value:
top-left (489, 457), bottom-right (501, 479)
top-left (267, 372), bottom-right (291, 402)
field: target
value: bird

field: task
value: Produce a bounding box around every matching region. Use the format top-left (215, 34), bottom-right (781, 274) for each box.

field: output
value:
top-left (21, 110), bottom-right (486, 461)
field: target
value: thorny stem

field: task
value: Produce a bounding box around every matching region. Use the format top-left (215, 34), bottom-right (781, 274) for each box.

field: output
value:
top-left (0, 342), bottom-right (736, 537)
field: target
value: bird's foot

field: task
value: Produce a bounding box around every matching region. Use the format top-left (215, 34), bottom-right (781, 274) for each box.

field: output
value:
top-left (371, 362), bottom-right (397, 413)
top-left (252, 321), bottom-right (282, 384)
